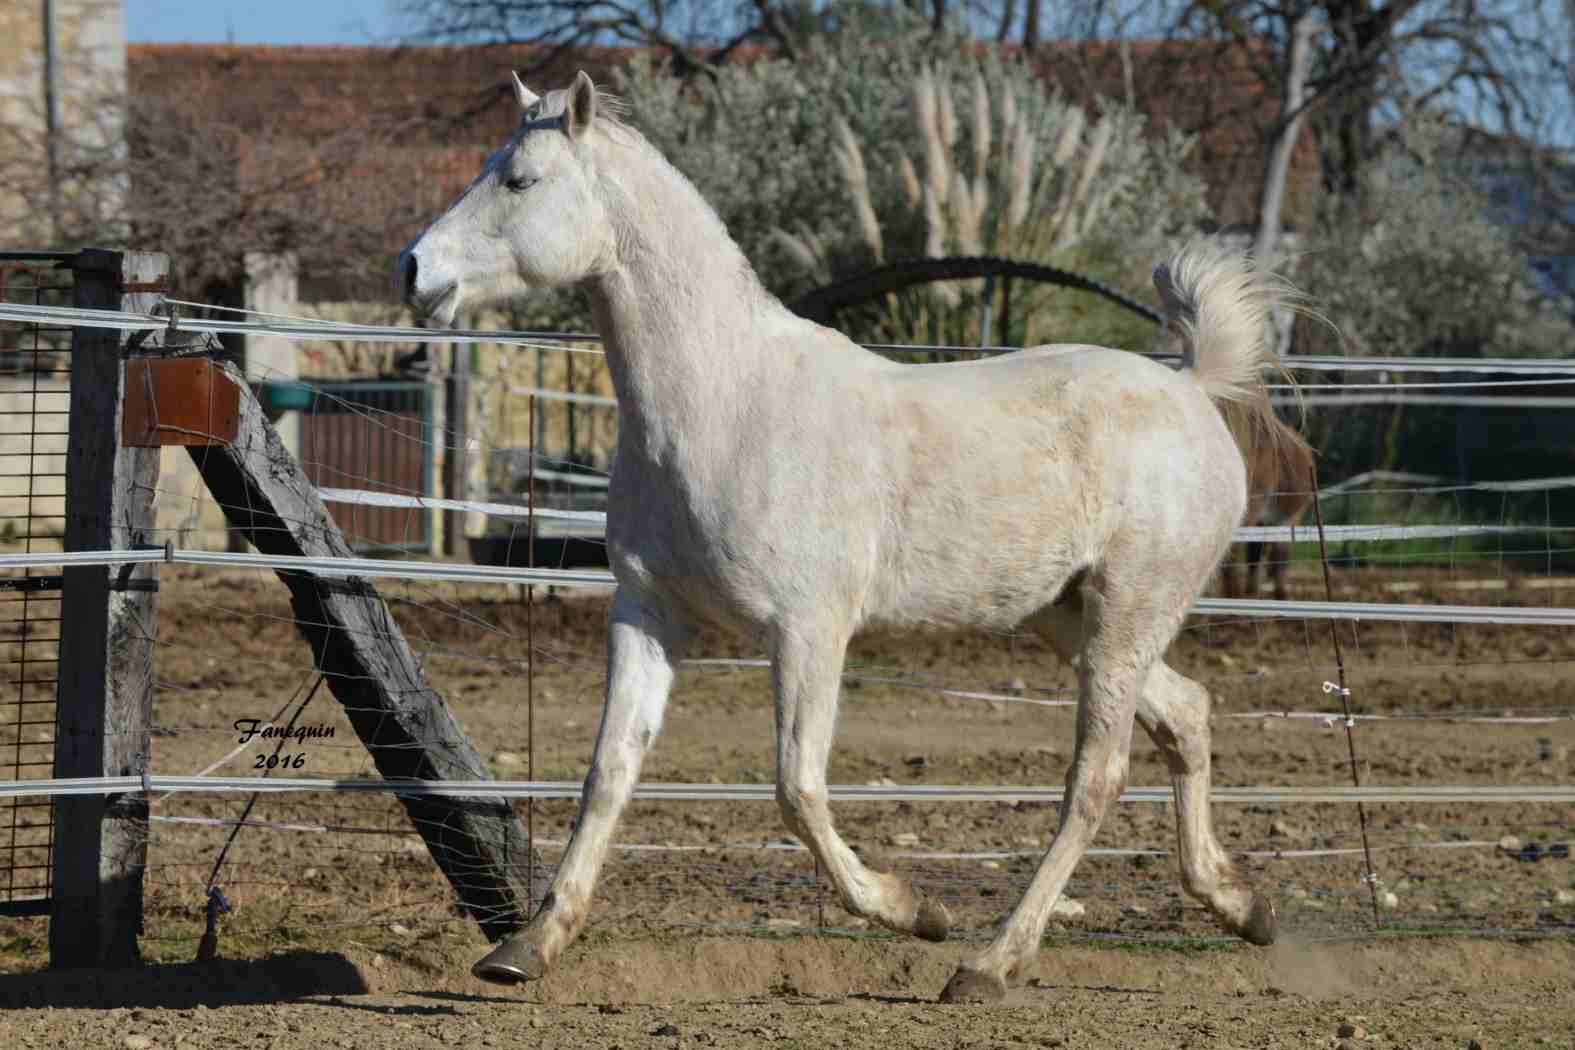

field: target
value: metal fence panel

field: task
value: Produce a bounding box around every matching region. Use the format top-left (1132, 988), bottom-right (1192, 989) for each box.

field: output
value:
top-left (0, 253), bottom-right (74, 916)
top-left (299, 381), bottom-right (435, 552)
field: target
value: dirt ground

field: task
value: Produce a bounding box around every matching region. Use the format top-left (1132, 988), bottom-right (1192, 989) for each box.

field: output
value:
top-left (2, 565), bottom-right (1573, 1046)
top-left (3, 936), bottom-right (1575, 1049)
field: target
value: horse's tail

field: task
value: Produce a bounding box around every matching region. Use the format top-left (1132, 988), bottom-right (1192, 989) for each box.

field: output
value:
top-left (1153, 239), bottom-right (1311, 472)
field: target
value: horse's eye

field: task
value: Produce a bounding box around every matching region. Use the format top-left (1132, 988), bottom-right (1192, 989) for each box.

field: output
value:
top-left (504, 176), bottom-right (535, 193)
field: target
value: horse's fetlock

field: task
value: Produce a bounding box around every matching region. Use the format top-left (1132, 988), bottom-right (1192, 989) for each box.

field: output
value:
top-left (1180, 860), bottom-right (1217, 899)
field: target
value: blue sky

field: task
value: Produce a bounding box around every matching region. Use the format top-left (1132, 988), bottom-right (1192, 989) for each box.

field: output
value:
top-left (126, 1), bottom-right (401, 45)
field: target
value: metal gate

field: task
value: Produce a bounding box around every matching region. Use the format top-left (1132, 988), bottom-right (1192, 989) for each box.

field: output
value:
top-left (0, 252), bottom-right (74, 917)
top-left (299, 381), bottom-right (436, 552)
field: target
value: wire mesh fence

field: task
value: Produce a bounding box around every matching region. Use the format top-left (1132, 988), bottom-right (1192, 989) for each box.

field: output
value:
top-left (0, 253), bottom-right (74, 917)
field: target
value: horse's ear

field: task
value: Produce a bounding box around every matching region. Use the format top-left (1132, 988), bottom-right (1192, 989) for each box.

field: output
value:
top-left (565, 70), bottom-right (597, 140)
top-left (511, 71), bottom-right (539, 111)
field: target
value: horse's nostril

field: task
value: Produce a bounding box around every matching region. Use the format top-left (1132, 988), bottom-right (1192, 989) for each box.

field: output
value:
top-left (400, 252), bottom-right (419, 303)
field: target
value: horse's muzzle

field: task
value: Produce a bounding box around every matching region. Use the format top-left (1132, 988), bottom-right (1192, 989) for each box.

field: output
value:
top-left (398, 249), bottom-right (460, 325)
top-left (397, 250), bottom-right (420, 306)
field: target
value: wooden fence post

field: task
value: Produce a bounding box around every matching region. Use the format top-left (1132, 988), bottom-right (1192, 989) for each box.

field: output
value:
top-left (189, 361), bottom-right (544, 941)
top-left (443, 341), bottom-right (470, 557)
top-left (50, 249), bottom-right (167, 968)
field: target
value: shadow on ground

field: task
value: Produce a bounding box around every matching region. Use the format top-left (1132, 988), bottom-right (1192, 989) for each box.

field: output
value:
top-left (0, 951), bottom-right (368, 1009)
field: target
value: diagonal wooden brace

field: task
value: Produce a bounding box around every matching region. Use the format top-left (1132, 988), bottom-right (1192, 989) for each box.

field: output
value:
top-left (186, 360), bottom-right (544, 941)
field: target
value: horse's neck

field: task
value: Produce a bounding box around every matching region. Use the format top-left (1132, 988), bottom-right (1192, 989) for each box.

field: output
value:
top-left (586, 147), bottom-right (788, 464)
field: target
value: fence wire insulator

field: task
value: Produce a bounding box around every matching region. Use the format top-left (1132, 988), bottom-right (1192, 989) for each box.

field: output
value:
top-left (196, 886), bottom-right (232, 963)
top-left (1310, 468), bottom-right (1384, 928)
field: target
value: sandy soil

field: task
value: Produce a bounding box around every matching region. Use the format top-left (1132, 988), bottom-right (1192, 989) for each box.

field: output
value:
top-left (1, 567), bottom-right (1572, 1046)
top-left (2, 937), bottom-right (1573, 1048)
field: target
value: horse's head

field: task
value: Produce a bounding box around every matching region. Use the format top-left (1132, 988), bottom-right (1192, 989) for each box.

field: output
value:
top-left (399, 71), bottom-right (614, 325)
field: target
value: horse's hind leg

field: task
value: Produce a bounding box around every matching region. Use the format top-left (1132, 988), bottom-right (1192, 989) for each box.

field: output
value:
top-left (771, 619), bottom-right (951, 942)
top-left (1218, 550), bottom-right (1242, 598)
top-left (940, 569), bottom-right (1170, 1003)
top-left (1026, 603), bottom-right (1276, 948)
top-left (1268, 539), bottom-right (1290, 601)
top-left (471, 589), bottom-right (688, 984)
top-left (1140, 661), bottom-right (1276, 944)
top-left (1244, 541), bottom-right (1265, 596)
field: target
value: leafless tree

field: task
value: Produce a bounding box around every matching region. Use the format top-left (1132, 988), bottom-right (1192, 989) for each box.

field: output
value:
top-left (396, 0), bottom-right (790, 72)
top-left (0, 81), bottom-right (442, 302)
top-left (1059, 1), bottom-right (1571, 198)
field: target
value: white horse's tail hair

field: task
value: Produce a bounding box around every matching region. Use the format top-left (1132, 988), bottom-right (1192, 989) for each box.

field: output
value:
top-left (1153, 239), bottom-right (1310, 469)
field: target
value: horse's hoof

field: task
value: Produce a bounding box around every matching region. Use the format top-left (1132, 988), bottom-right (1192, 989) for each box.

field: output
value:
top-left (1237, 894), bottom-right (1277, 946)
top-left (471, 937), bottom-right (550, 985)
top-left (938, 967), bottom-right (1007, 1003)
top-left (914, 895), bottom-right (951, 943)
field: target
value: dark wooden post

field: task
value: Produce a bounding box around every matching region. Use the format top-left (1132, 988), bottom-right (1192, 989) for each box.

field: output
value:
top-left (443, 341), bottom-right (470, 557)
top-left (50, 249), bottom-right (167, 968)
top-left (188, 361), bottom-right (543, 941)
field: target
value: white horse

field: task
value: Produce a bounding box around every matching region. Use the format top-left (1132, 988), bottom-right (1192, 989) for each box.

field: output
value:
top-left (401, 70), bottom-right (1289, 1002)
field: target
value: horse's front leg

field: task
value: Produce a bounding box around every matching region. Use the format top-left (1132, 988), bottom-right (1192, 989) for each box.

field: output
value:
top-left (472, 589), bottom-right (688, 984)
top-left (772, 619), bottom-right (951, 941)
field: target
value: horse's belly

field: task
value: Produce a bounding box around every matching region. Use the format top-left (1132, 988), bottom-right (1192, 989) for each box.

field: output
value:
top-left (873, 577), bottom-right (1077, 633)
top-left (865, 509), bottom-right (1088, 632)
top-left (607, 532), bottom-right (776, 632)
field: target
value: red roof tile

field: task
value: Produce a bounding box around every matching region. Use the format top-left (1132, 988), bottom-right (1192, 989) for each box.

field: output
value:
top-left (127, 39), bottom-right (1317, 265)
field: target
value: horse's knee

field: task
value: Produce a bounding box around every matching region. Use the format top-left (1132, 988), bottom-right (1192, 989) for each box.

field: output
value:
top-left (1065, 760), bottom-right (1125, 825)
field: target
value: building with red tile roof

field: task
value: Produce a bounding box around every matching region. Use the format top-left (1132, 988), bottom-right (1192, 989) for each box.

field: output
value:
top-left (123, 39), bottom-right (1318, 297)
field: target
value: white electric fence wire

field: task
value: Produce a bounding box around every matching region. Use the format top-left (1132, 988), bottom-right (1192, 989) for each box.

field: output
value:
top-left (8, 548), bottom-right (1575, 623)
top-left (1232, 523), bottom-right (1563, 542)
top-left (7, 300), bottom-right (1575, 375)
top-left (523, 467), bottom-right (609, 488)
top-left (0, 302), bottom-right (605, 354)
top-left (684, 658), bottom-right (1076, 707)
top-left (152, 732), bottom-right (273, 806)
top-left (141, 812), bottom-right (1526, 864)
top-left (0, 546), bottom-right (612, 587)
top-left (507, 385), bottom-right (618, 407)
top-left (305, 487), bottom-right (1573, 545)
top-left (681, 657), bottom-right (1573, 722)
top-left (1270, 378), bottom-right (1575, 391)
top-left (1278, 394), bottom-right (1575, 408)
top-left (1313, 471), bottom-right (1575, 496)
top-left (316, 487), bottom-right (604, 524)
top-left (1188, 597), bottom-right (1575, 626)
top-left (8, 776), bottom-right (1574, 803)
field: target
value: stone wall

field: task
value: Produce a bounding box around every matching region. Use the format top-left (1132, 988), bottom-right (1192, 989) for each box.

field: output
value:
top-left (0, 1), bottom-right (127, 246)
